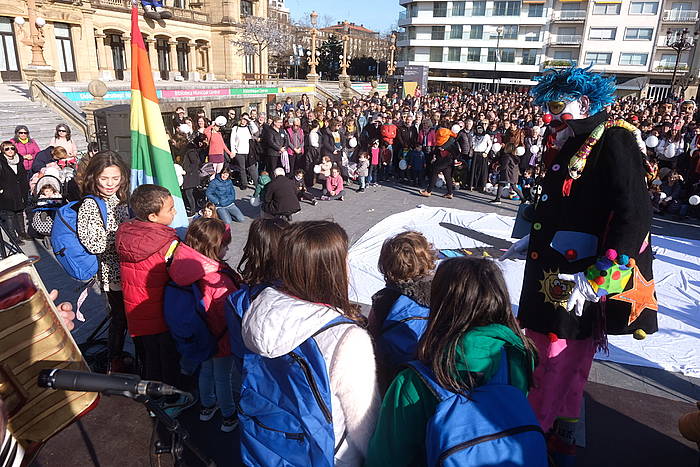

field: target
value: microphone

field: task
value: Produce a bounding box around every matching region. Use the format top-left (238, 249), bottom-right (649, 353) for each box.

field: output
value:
top-left (38, 369), bottom-right (179, 397)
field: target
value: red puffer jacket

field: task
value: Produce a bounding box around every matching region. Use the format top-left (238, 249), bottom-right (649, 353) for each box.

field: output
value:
top-left (116, 220), bottom-right (179, 337)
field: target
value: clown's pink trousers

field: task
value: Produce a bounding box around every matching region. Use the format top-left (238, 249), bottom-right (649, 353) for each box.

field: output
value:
top-left (526, 329), bottom-right (597, 432)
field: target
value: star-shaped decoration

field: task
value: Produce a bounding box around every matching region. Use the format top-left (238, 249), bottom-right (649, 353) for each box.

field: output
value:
top-left (610, 267), bottom-right (658, 325)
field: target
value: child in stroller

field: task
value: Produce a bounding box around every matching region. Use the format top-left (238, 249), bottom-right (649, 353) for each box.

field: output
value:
top-left (30, 166), bottom-right (67, 240)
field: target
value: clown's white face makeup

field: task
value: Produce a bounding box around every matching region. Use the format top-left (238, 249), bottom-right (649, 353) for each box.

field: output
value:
top-left (544, 96), bottom-right (590, 147)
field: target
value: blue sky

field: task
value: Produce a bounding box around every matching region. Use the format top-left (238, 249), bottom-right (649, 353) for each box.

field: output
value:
top-left (287, 0), bottom-right (402, 34)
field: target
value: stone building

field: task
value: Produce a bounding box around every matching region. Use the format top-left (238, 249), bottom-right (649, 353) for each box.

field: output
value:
top-left (0, 0), bottom-right (269, 84)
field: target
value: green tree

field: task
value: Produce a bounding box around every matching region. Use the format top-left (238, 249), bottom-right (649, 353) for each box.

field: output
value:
top-left (318, 35), bottom-right (342, 80)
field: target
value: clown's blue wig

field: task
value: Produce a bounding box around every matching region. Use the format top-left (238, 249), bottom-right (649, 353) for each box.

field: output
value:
top-left (531, 66), bottom-right (616, 115)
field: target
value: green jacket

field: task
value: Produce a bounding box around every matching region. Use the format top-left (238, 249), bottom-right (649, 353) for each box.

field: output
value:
top-left (365, 324), bottom-right (534, 467)
top-left (253, 173), bottom-right (271, 199)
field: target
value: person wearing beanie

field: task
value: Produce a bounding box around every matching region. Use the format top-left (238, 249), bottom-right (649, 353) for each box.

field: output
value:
top-left (11, 125), bottom-right (41, 173)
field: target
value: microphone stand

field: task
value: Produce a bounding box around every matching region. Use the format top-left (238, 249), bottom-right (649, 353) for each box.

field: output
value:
top-left (127, 392), bottom-right (215, 467)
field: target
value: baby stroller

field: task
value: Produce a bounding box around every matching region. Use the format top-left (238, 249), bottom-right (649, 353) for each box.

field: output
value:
top-left (29, 167), bottom-right (69, 249)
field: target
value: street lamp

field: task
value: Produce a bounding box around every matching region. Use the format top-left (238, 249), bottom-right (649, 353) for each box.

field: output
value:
top-left (493, 25), bottom-right (504, 93)
top-left (387, 32), bottom-right (397, 76)
top-left (666, 28), bottom-right (698, 99)
top-left (339, 21), bottom-right (350, 80)
top-left (306, 11), bottom-right (320, 82)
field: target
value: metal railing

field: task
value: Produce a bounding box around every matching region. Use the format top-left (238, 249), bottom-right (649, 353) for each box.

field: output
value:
top-left (662, 9), bottom-right (699, 21)
top-left (552, 10), bottom-right (586, 20)
top-left (91, 0), bottom-right (209, 22)
top-left (652, 61), bottom-right (689, 72)
top-left (549, 34), bottom-right (582, 45)
top-left (28, 80), bottom-right (88, 140)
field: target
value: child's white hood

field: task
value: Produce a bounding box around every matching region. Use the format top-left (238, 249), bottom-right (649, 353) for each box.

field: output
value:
top-left (242, 288), bottom-right (341, 358)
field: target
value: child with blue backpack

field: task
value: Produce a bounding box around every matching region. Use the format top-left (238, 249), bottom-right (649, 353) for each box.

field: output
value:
top-left (168, 217), bottom-right (241, 432)
top-left (368, 231), bottom-right (436, 394)
top-left (239, 221), bottom-right (380, 466)
top-left (366, 257), bottom-right (547, 467)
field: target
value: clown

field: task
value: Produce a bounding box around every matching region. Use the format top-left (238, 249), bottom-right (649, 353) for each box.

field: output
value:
top-left (501, 67), bottom-right (657, 465)
top-left (141, 0), bottom-right (172, 20)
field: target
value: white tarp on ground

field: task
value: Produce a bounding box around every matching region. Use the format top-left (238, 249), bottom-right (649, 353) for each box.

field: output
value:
top-left (348, 206), bottom-right (700, 378)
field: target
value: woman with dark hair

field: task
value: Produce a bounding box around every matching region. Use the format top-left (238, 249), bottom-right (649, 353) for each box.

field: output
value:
top-left (11, 125), bottom-right (41, 172)
top-left (0, 141), bottom-right (29, 244)
top-left (240, 221), bottom-right (379, 465)
top-left (50, 123), bottom-right (78, 160)
top-left (366, 256), bottom-right (538, 466)
top-left (77, 150), bottom-right (130, 371)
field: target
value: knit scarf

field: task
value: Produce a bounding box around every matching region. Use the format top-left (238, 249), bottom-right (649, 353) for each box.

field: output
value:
top-left (17, 137), bottom-right (29, 144)
top-left (4, 153), bottom-right (20, 174)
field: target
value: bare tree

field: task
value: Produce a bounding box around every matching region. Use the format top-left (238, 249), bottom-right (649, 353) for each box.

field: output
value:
top-left (320, 14), bottom-right (335, 27)
top-left (231, 16), bottom-right (292, 78)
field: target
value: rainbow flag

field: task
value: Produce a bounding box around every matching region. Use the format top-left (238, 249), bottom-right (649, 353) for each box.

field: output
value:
top-left (129, 3), bottom-right (187, 227)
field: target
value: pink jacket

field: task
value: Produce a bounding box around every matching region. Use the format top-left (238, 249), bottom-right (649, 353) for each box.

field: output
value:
top-left (286, 127), bottom-right (305, 156)
top-left (13, 138), bottom-right (41, 171)
top-left (168, 243), bottom-right (239, 357)
top-left (204, 125), bottom-right (232, 157)
top-left (419, 128), bottom-right (436, 147)
top-left (326, 174), bottom-right (344, 194)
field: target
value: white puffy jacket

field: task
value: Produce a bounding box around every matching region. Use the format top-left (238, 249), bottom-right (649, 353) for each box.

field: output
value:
top-left (242, 287), bottom-right (380, 466)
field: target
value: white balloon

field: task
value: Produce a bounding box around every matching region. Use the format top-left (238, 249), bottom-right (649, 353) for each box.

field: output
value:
top-left (399, 159), bottom-right (408, 171)
top-left (313, 164), bottom-right (322, 174)
top-left (348, 137), bottom-right (357, 148)
top-left (530, 145), bottom-right (540, 154)
top-left (178, 123), bottom-right (192, 134)
top-left (451, 124), bottom-right (461, 134)
top-left (485, 182), bottom-right (493, 189)
top-left (659, 192), bottom-right (667, 201)
top-left (645, 135), bottom-right (659, 148)
top-left (250, 196), bottom-right (261, 207)
top-left (515, 146), bottom-right (526, 156)
top-left (690, 195), bottom-right (700, 206)
top-left (492, 143), bottom-right (502, 153)
top-left (214, 116), bottom-right (227, 127)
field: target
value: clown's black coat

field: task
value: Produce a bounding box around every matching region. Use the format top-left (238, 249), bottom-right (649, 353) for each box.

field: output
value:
top-left (518, 110), bottom-right (658, 340)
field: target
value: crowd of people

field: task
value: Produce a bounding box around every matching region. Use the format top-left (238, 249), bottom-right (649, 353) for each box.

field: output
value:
top-left (1, 86), bottom-right (700, 466)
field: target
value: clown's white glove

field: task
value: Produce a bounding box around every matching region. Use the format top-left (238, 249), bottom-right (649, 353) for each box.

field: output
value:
top-left (499, 234), bottom-right (530, 261)
top-left (557, 272), bottom-right (599, 317)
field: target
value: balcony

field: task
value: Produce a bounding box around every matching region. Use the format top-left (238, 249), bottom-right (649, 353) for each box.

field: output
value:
top-left (549, 34), bottom-right (582, 45)
top-left (91, 0), bottom-right (209, 22)
top-left (652, 61), bottom-right (689, 72)
top-left (542, 59), bottom-right (574, 68)
top-left (552, 10), bottom-right (586, 21)
top-left (662, 9), bottom-right (699, 22)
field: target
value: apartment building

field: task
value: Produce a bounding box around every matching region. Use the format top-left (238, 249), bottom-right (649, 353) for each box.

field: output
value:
top-left (397, 0), bottom-right (700, 97)
top-left (0, 0), bottom-right (268, 84)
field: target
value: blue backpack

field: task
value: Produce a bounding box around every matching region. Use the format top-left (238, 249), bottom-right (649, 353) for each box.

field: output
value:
top-left (51, 195), bottom-right (107, 281)
top-left (225, 283), bottom-right (270, 372)
top-left (238, 315), bottom-right (355, 467)
top-left (379, 294), bottom-right (430, 368)
top-left (407, 350), bottom-right (548, 467)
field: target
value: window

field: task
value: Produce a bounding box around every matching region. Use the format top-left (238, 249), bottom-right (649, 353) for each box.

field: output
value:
top-left (244, 54), bottom-right (254, 73)
top-left (471, 0), bottom-right (486, 15)
top-left (619, 53), bottom-right (648, 65)
top-left (592, 3), bottom-right (621, 14)
top-left (528, 3), bottom-right (544, 16)
top-left (502, 25), bottom-right (518, 39)
top-left (448, 47), bottom-right (461, 61)
top-left (589, 27), bottom-right (616, 40)
top-left (629, 2), bottom-right (658, 14)
top-left (54, 23), bottom-right (76, 79)
top-left (407, 47), bottom-right (416, 61)
top-left (525, 29), bottom-right (541, 41)
top-left (624, 28), bottom-right (653, 40)
top-left (433, 1), bottom-right (448, 17)
top-left (432, 26), bottom-right (446, 40)
top-left (409, 4), bottom-right (418, 17)
top-left (156, 38), bottom-right (170, 80)
top-left (584, 52), bottom-right (612, 65)
top-left (554, 50), bottom-right (573, 60)
top-left (409, 27), bottom-right (417, 39)
top-left (470, 24), bottom-right (483, 39)
top-left (430, 47), bottom-right (444, 62)
top-left (558, 26), bottom-right (577, 36)
top-left (501, 48), bottom-right (515, 62)
top-left (522, 49), bottom-right (538, 65)
top-left (241, 0), bottom-right (253, 16)
top-left (173, 0), bottom-right (185, 7)
top-left (453, 1), bottom-right (466, 15)
top-left (659, 53), bottom-right (678, 66)
top-left (450, 25), bottom-right (464, 39)
top-left (487, 48), bottom-right (497, 62)
top-left (493, 1), bottom-right (520, 16)
top-left (672, 2), bottom-right (693, 10)
top-left (467, 47), bottom-right (481, 61)
top-left (561, 2), bottom-right (581, 10)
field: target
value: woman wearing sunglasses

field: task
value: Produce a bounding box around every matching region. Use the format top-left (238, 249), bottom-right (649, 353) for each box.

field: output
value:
top-left (49, 124), bottom-right (78, 160)
top-left (11, 125), bottom-right (41, 173)
top-left (0, 142), bottom-right (30, 245)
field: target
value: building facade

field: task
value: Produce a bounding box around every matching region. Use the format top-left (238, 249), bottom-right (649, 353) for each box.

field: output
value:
top-left (268, 0), bottom-right (290, 23)
top-left (0, 0), bottom-right (268, 84)
top-left (397, 0), bottom-right (700, 97)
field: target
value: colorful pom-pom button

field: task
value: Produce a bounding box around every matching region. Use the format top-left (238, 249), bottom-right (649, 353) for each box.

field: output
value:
top-left (541, 194), bottom-right (548, 201)
top-left (600, 270), bottom-right (607, 277)
top-left (605, 249), bottom-right (618, 261)
top-left (552, 164), bottom-right (560, 171)
top-left (633, 329), bottom-right (647, 340)
top-left (533, 222), bottom-right (542, 231)
top-left (612, 270), bottom-right (621, 280)
top-left (595, 276), bottom-right (606, 285)
top-left (619, 254), bottom-right (630, 266)
top-left (530, 251), bottom-right (539, 260)
top-left (627, 258), bottom-right (636, 268)
top-left (565, 249), bottom-right (577, 260)
top-left (547, 332), bottom-right (559, 343)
